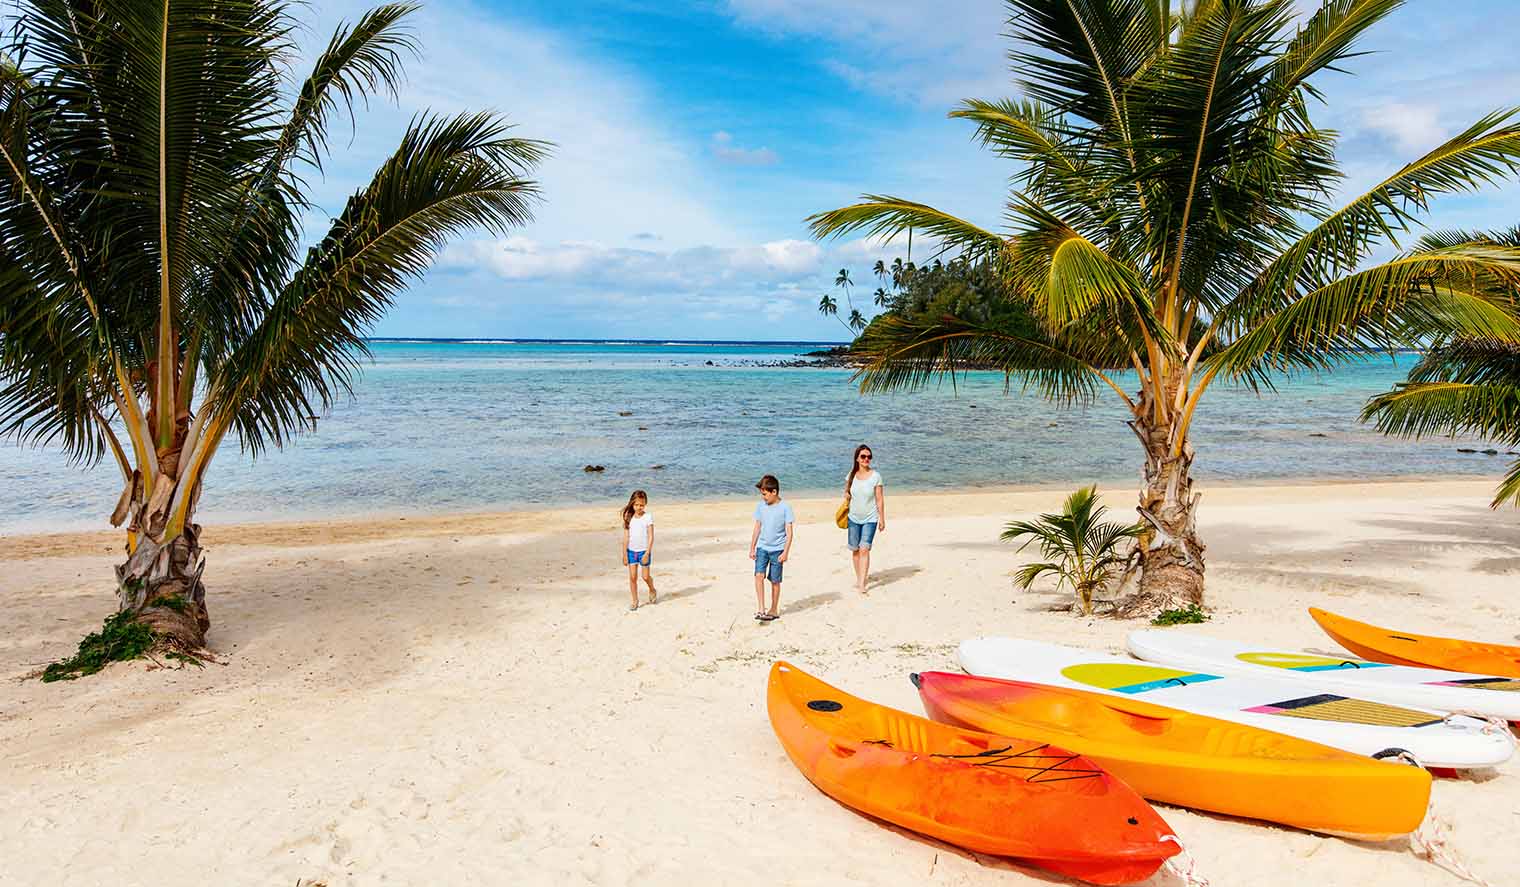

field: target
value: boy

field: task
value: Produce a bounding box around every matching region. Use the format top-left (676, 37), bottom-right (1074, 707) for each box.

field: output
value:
top-left (749, 474), bottom-right (794, 622)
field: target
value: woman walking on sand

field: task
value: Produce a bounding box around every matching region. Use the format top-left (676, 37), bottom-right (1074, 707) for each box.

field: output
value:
top-left (844, 444), bottom-right (885, 594)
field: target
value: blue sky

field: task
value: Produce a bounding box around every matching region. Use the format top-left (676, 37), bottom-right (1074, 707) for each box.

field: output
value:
top-left (299, 0), bottom-right (1520, 341)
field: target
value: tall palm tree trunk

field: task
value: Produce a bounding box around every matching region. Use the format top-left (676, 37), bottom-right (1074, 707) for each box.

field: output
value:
top-left (1121, 373), bottom-right (1205, 615)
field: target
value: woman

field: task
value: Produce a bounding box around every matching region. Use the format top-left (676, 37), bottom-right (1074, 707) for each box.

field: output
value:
top-left (844, 443), bottom-right (886, 594)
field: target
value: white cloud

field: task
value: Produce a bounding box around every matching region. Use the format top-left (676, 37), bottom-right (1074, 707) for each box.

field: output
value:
top-left (1360, 102), bottom-right (1447, 154)
top-left (300, 0), bottom-right (735, 250)
top-left (712, 131), bottom-right (780, 166)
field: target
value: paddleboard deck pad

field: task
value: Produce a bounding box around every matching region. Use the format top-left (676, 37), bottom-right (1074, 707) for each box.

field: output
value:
top-left (1127, 629), bottom-right (1520, 721)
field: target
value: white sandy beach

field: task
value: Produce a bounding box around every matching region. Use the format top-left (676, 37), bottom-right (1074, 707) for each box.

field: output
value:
top-left (3, 478), bottom-right (1519, 886)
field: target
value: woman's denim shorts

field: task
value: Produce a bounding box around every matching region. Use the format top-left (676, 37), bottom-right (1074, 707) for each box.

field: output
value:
top-left (847, 520), bottom-right (878, 551)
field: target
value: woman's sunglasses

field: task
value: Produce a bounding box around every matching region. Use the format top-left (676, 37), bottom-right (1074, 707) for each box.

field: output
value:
top-left (858, 454), bottom-right (872, 461)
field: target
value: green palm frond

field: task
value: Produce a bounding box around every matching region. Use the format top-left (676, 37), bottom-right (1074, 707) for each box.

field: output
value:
top-left (807, 197), bottom-right (1007, 263)
top-left (209, 112), bottom-right (546, 455)
top-left (1208, 245), bottom-right (1520, 378)
top-left (1362, 380), bottom-right (1520, 445)
top-left (849, 311), bottom-right (1123, 405)
top-left (1250, 110), bottom-right (1520, 307)
top-left (1269, 0), bottom-right (1404, 100)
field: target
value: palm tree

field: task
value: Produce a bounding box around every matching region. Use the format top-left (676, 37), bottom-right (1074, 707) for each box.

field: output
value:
top-left (873, 259), bottom-right (888, 283)
top-left (873, 287), bottom-right (891, 308)
top-left (0, 1), bottom-right (547, 654)
top-left (818, 293), bottom-right (839, 316)
top-left (1364, 229), bottom-right (1520, 508)
top-left (809, 0), bottom-right (1520, 613)
top-left (1001, 486), bottom-right (1143, 615)
top-left (848, 308), bottom-right (867, 332)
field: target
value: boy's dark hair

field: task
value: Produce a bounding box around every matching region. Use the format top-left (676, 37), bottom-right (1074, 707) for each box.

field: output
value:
top-left (756, 474), bottom-right (780, 493)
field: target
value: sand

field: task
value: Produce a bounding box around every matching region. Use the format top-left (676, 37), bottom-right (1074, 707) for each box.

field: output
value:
top-left (3, 478), bottom-right (1518, 886)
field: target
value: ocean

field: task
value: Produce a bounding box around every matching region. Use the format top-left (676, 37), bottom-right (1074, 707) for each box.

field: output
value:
top-left (0, 339), bottom-right (1507, 533)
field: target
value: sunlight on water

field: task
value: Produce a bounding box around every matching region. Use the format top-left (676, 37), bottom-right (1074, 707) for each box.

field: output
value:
top-left (0, 341), bottom-right (1504, 532)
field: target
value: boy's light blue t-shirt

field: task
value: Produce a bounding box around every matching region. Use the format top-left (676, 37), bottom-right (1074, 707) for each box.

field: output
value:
top-left (753, 500), bottom-right (795, 552)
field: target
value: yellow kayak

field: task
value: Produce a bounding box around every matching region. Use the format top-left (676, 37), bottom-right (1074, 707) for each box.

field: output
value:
top-left (1311, 607), bottom-right (1520, 679)
top-left (914, 670), bottom-right (1431, 840)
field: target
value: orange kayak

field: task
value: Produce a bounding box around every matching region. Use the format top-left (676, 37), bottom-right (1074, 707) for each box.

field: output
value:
top-left (1311, 607), bottom-right (1520, 678)
top-left (914, 670), bottom-right (1430, 840)
top-left (767, 661), bottom-right (1180, 885)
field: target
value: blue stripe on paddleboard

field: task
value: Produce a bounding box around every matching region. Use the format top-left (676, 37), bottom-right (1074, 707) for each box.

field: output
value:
top-left (1112, 674), bottom-right (1222, 694)
top-left (1290, 662), bottom-right (1391, 672)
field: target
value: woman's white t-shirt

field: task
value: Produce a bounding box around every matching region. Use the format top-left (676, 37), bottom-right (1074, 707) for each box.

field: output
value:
top-left (847, 472), bottom-right (883, 524)
top-left (627, 512), bottom-right (654, 551)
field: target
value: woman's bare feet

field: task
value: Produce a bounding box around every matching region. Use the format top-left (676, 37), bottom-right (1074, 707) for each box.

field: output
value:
top-left (646, 586), bottom-right (657, 604)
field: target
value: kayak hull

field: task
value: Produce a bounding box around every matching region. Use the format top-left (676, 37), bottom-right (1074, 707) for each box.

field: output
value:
top-left (915, 670), bottom-right (1431, 840)
top-left (1311, 607), bottom-right (1520, 680)
top-left (767, 661), bottom-right (1179, 885)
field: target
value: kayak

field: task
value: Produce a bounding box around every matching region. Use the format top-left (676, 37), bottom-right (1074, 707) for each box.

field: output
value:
top-left (958, 638), bottom-right (1515, 768)
top-left (913, 670), bottom-right (1430, 839)
top-left (1311, 607), bottom-right (1520, 679)
top-left (1128, 628), bottom-right (1520, 721)
top-left (767, 661), bottom-right (1180, 885)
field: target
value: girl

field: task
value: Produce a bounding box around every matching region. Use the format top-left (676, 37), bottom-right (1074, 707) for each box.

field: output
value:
top-left (844, 444), bottom-right (886, 594)
top-left (621, 490), bottom-right (656, 610)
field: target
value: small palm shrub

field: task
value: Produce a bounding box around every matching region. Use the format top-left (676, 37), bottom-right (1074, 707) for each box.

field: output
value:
top-left (1001, 486), bottom-right (1142, 615)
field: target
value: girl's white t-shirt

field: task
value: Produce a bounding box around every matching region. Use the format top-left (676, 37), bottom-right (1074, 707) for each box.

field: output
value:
top-left (627, 512), bottom-right (654, 551)
top-left (847, 471), bottom-right (883, 523)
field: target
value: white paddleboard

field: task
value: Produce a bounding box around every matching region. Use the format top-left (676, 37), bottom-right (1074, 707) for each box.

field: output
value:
top-left (959, 638), bottom-right (1515, 768)
top-left (1128, 629), bottom-right (1520, 721)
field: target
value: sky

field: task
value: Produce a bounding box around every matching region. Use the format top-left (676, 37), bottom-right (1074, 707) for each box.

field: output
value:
top-left (292, 0), bottom-right (1520, 342)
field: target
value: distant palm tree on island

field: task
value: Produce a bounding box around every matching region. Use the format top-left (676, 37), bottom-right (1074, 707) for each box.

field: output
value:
top-left (809, 0), bottom-right (1520, 614)
top-left (0, 1), bottom-right (547, 667)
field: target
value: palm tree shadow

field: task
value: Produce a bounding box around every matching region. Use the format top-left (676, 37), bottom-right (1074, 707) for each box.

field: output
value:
top-left (784, 592), bottom-right (842, 616)
top-left (656, 583), bottom-right (712, 604)
top-left (869, 565), bottom-right (922, 588)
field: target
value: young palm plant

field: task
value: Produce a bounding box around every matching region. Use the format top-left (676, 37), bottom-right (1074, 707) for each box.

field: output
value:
top-left (0, 1), bottom-right (547, 655)
top-left (1364, 230), bottom-right (1520, 508)
top-left (1002, 486), bottom-right (1142, 615)
top-left (810, 0), bottom-right (1520, 613)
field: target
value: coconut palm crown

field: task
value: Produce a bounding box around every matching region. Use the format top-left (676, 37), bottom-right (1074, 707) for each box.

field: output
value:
top-left (809, 0), bottom-right (1520, 613)
top-left (0, 0), bottom-right (547, 651)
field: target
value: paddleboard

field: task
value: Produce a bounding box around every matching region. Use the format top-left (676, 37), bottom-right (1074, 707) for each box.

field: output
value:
top-left (1128, 629), bottom-right (1520, 721)
top-left (1311, 607), bottom-right (1520, 678)
top-left (959, 638), bottom-right (1515, 768)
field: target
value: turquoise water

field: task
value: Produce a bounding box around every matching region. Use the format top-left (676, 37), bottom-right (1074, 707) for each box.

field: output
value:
top-left (0, 340), bottom-right (1507, 533)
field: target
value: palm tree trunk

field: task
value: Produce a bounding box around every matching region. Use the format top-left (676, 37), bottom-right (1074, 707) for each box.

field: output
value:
top-left (114, 466), bottom-right (210, 650)
top-left (1118, 377), bottom-right (1205, 616)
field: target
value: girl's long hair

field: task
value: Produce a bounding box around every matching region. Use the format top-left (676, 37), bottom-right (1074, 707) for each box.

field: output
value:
top-left (846, 444), bottom-right (872, 494)
top-left (622, 490), bottom-right (648, 528)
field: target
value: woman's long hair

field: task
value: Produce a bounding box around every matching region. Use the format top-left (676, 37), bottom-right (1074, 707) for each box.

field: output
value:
top-left (846, 444), bottom-right (872, 494)
top-left (622, 490), bottom-right (648, 528)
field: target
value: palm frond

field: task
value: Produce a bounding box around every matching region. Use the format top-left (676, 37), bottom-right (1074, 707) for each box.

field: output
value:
top-left (1362, 381), bottom-right (1520, 446)
top-left (1250, 109), bottom-right (1520, 306)
top-left (1269, 0), bottom-right (1404, 100)
top-left (206, 111), bottom-right (549, 455)
top-left (1208, 245), bottom-right (1520, 378)
top-left (849, 311), bottom-right (1124, 405)
top-left (807, 197), bottom-right (1006, 263)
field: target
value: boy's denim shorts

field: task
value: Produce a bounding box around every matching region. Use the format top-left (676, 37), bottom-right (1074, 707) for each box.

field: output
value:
top-left (754, 547), bottom-right (784, 583)
top-left (847, 520), bottom-right (878, 551)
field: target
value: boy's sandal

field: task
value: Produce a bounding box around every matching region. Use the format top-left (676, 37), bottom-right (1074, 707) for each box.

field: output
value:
top-left (759, 612), bottom-right (780, 622)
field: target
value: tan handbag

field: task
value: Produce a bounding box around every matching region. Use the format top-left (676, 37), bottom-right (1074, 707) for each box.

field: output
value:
top-left (835, 500), bottom-right (850, 529)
